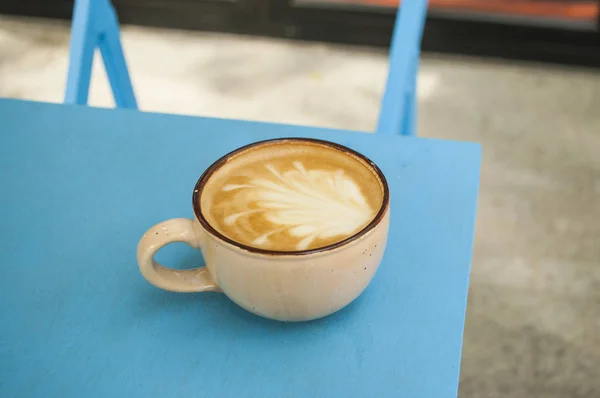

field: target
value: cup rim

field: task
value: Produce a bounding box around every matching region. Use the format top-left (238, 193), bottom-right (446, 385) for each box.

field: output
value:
top-left (192, 137), bottom-right (390, 256)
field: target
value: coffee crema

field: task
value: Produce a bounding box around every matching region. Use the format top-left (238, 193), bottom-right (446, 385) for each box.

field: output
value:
top-left (199, 140), bottom-right (384, 252)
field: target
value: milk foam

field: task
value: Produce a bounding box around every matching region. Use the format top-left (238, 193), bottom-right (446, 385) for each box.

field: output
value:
top-left (222, 161), bottom-right (374, 250)
top-left (201, 141), bottom-right (383, 251)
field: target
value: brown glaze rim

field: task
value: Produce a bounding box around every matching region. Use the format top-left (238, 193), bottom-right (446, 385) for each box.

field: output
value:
top-left (192, 137), bottom-right (390, 256)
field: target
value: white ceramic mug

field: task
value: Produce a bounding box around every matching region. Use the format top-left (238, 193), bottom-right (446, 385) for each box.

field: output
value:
top-left (137, 138), bottom-right (390, 322)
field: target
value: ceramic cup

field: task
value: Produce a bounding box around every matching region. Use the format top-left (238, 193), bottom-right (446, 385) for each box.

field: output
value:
top-left (137, 138), bottom-right (390, 321)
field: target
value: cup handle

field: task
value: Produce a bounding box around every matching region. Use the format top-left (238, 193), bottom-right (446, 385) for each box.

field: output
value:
top-left (136, 218), bottom-right (221, 293)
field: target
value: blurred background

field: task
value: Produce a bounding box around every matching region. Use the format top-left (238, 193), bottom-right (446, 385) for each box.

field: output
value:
top-left (1, 1), bottom-right (599, 397)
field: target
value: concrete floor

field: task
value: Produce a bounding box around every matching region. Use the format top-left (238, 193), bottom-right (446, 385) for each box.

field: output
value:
top-left (1, 15), bottom-right (599, 398)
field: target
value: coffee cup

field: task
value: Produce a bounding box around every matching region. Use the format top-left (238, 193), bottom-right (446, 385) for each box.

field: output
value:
top-left (137, 138), bottom-right (390, 321)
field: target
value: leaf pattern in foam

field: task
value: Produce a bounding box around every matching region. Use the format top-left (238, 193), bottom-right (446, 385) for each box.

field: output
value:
top-left (222, 161), bottom-right (374, 250)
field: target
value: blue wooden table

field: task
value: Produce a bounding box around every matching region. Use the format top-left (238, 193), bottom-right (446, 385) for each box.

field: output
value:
top-left (0, 100), bottom-right (481, 398)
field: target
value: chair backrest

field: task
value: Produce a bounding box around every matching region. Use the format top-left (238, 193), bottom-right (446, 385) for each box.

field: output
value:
top-left (65, 0), bottom-right (427, 132)
top-left (65, 0), bottom-right (137, 109)
top-left (377, 0), bottom-right (429, 136)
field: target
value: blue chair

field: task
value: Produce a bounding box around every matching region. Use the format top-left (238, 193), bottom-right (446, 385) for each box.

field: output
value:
top-left (64, 0), bottom-right (428, 135)
top-left (378, 0), bottom-right (429, 136)
top-left (64, 0), bottom-right (137, 109)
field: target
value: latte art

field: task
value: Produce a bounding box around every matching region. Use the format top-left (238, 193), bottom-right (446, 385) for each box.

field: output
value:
top-left (200, 140), bottom-right (384, 252)
top-left (221, 161), bottom-right (375, 250)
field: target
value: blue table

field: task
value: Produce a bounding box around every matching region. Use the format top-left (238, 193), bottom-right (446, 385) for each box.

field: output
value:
top-left (0, 99), bottom-right (481, 398)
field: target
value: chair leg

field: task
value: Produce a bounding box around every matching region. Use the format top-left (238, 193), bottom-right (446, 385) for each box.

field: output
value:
top-left (376, 49), bottom-right (407, 136)
top-left (97, 0), bottom-right (137, 109)
top-left (377, 0), bottom-right (428, 136)
top-left (402, 55), bottom-right (419, 137)
top-left (378, 51), bottom-right (419, 137)
top-left (64, 0), bottom-right (96, 105)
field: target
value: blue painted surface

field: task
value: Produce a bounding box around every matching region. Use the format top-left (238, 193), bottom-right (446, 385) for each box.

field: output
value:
top-left (65, 0), bottom-right (137, 109)
top-left (378, 0), bottom-right (429, 136)
top-left (0, 100), bottom-right (480, 398)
